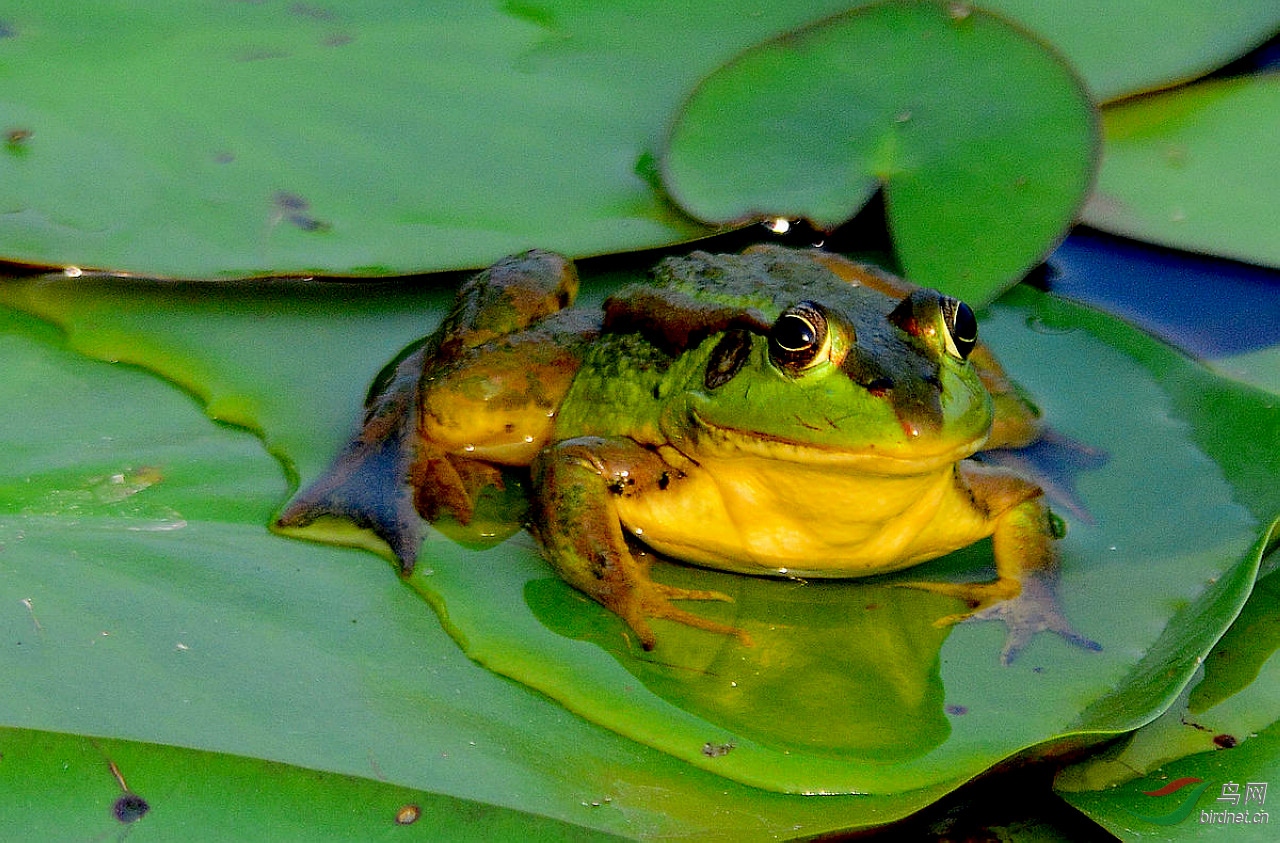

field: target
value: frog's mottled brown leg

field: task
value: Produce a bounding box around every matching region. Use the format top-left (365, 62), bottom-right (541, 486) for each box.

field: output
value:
top-left (432, 249), bottom-right (579, 362)
top-left (276, 346), bottom-right (426, 572)
top-left (902, 464), bottom-right (1100, 664)
top-left (530, 436), bottom-right (752, 650)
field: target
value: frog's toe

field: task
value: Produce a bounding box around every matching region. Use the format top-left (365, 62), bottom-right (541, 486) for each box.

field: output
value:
top-left (966, 592), bottom-right (1103, 666)
top-left (896, 577), bottom-right (1099, 665)
top-left (622, 583), bottom-right (752, 650)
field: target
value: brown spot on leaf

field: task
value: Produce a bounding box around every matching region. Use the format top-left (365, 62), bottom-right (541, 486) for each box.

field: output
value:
top-left (395, 804), bottom-right (421, 825)
top-left (701, 741), bottom-right (735, 758)
top-left (113, 793), bottom-right (150, 824)
top-left (1213, 733), bottom-right (1238, 749)
top-left (5, 128), bottom-right (31, 153)
top-left (273, 191), bottom-right (331, 232)
top-left (291, 3), bottom-right (337, 20)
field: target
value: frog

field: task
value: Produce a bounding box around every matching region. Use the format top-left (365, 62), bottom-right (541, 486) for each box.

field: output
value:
top-left (277, 245), bottom-right (1099, 664)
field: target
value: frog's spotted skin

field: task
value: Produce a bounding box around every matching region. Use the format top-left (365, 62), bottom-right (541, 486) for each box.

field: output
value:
top-left (279, 245), bottom-right (1098, 663)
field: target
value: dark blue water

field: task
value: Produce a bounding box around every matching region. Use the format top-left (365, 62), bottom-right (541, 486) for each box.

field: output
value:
top-left (1047, 228), bottom-right (1280, 359)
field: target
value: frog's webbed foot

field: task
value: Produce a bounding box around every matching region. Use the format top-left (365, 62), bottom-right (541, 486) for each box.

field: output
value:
top-left (899, 575), bottom-right (1100, 666)
top-left (276, 347), bottom-right (425, 574)
top-left (618, 577), bottom-right (751, 652)
top-left (275, 429), bottom-right (424, 574)
top-left (899, 481), bottom-right (1100, 665)
top-left (531, 436), bottom-right (752, 651)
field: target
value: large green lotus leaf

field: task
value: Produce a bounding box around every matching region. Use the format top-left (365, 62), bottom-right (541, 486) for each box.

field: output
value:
top-left (984, 0), bottom-right (1280, 101)
top-left (0, 304), bottom-right (974, 837)
top-left (0, 727), bottom-right (622, 841)
top-left (660, 1), bottom-right (1098, 305)
top-left (1083, 73), bottom-right (1280, 271)
top-left (1, 2), bottom-right (1269, 282)
top-left (1213, 346), bottom-right (1280, 397)
top-left (0, 0), bottom-right (844, 278)
top-left (1055, 554), bottom-right (1280, 839)
top-left (3, 250), bottom-right (1275, 799)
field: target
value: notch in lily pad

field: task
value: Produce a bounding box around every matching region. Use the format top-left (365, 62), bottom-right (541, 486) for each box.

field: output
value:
top-left (660, 0), bottom-right (1099, 305)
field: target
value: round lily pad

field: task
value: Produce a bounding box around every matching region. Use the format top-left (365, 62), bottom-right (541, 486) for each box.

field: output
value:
top-left (3, 246), bottom-right (1272, 802)
top-left (661, 1), bottom-right (1098, 304)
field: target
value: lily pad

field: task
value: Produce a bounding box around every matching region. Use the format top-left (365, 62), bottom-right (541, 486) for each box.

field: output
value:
top-left (0, 302), bottom-right (964, 837)
top-left (2, 244), bottom-right (1274, 802)
top-left (1055, 547), bottom-right (1280, 839)
top-left (985, 0), bottom-right (1280, 101)
top-left (660, 1), bottom-right (1098, 304)
top-left (0, 0), bottom-right (883, 278)
top-left (0, 726), bottom-right (621, 841)
top-left (1083, 73), bottom-right (1280, 270)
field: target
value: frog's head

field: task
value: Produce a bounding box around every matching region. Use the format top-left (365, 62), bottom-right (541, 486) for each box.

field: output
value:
top-left (673, 286), bottom-right (993, 474)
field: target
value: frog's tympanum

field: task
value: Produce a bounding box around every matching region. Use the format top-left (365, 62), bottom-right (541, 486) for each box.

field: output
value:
top-left (278, 246), bottom-right (1099, 663)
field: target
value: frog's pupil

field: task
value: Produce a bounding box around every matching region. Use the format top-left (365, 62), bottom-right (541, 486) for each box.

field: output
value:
top-left (777, 314), bottom-right (816, 351)
top-left (944, 299), bottom-right (978, 359)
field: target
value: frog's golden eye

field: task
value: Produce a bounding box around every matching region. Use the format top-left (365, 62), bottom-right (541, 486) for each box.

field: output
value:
top-left (940, 298), bottom-right (978, 360)
top-left (889, 290), bottom-right (977, 361)
top-left (769, 302), bottom-right (830, 372)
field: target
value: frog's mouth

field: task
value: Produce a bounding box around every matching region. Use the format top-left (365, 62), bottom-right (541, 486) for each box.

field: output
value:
top-left (684, 410), bottom-right (985, 476)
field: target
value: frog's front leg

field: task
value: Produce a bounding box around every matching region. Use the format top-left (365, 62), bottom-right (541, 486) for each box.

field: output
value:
top-left (904, 464), bottom-right (1100, 665)
top-left (530, 436), bottom-right (751, 650)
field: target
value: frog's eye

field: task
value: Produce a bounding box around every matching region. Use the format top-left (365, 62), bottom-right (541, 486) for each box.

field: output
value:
top-left (888, 290), bottom-right (977, 361)
top-left (940, 298), bottom-right (978, 360)
top-left (769, 302), bottom-right (829, 372)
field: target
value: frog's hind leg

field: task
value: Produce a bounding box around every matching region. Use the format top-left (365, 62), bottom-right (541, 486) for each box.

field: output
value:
top-left (434, 250), bottom-right (579, 361)
top-left (900, 464), bottom-right (1100, 665)
top-left (276, 347), bottom-right (426, 574)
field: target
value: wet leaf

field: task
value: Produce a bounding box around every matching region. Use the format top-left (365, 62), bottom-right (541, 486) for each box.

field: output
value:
top-left (0, 0), bottom-right (864, 278)
top-left (1, 242), bottom-right (1274, 803)
top-left (1055, 542), bottom-right (1280, 839)
top-left (1084, 73), bottom-right (1280, 270)
top-left (0, 727), bottom-right (620, 841)
top-left (0, 284), bottom-right (959, 836)
top-left (661, 1), bottom-right (1097, 305)
top-left (985, 0), bottom-right (1280, 101)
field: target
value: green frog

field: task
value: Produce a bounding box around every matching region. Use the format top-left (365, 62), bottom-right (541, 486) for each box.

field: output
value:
top-left (277, 245), bottom-right (1098, 663)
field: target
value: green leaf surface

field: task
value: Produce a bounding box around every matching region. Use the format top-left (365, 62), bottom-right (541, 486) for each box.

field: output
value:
top-left (0, 302), bottom-right (975, 838)
top-left (1, 2), bottom-right (1272, 284)
top-left (984, 0), bottom-right (1280, 102)
top-left (0, 726), bottom-right (622, 841)
top-left (0, 0), bottom-right (890, 278)
top-left (1056, 544), bottom-right (1280, 840)
top-left (1084, 73), bottom-right (1280, 270)
top-left (2, 245), bottom-right (1275, 811)
top-left (661, 1), bottom-right (1098, 304)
